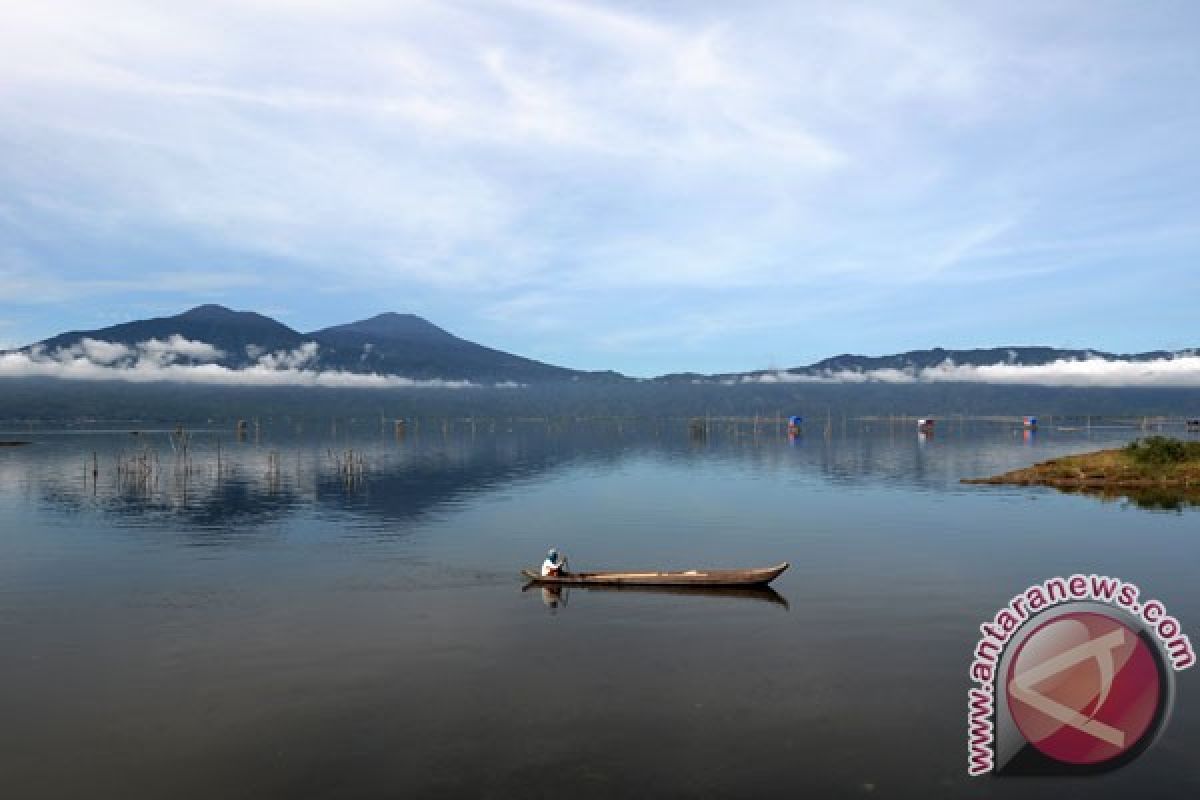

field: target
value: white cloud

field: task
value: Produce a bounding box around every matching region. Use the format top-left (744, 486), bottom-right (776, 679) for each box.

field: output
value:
top-left (740, 355), bottom-right (1200, 388)
top-left (0, 337), bottom-right (478, 388)
top-left (138, 334), bottom-right (224, 363)
top-left (78, 338), bottom-right (132, 364)
top-left (255, 341), bottom-right (318, 370)
top-left (0, 0), bottom-right (927, 298)
top-left (42, 335), bottom-right (222, 366)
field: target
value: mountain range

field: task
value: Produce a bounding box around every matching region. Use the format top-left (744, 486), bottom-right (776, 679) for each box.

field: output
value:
top-left (22, 304), bottom-right (620, 384)
top-left (7, 304), bottom-right (1197, 384)
top-left (656, 346), bottom-right (1195, 383)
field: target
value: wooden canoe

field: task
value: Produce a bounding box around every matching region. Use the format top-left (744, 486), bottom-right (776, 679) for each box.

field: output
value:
top-left (520, 562), bottom-right (788, 587)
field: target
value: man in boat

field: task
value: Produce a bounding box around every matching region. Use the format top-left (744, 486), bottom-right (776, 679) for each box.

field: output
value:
top-left (541, 548), bottom-right (568, 577)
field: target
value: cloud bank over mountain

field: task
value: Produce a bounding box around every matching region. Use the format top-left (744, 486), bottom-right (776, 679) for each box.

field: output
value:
top-left (0, 337), bottom-right (477, 388)
top-left (740, 355), bottom-right (1200, 388)
top-left (5, 331), bottom-right (1200, 389)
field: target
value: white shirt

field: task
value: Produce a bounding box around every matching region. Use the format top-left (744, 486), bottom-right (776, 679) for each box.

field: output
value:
top-left (541, 555), bottom-right (566, 576)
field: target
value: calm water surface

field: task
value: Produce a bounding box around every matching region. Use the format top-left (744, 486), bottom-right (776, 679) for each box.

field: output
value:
top-left (1, 421), bottom-right (1197, 798)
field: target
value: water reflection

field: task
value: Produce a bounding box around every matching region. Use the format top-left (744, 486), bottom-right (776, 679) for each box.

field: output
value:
top-left (538, 585), bottom-right (569, 610)
top-left (15, 427), bottom-right (633, 532)
top-left (4, 420), bottom-right (1197, 543)
top-left (1067, 486), bottom-right (1200, 512)
top-left (521, 581), bottom-right (789, 609)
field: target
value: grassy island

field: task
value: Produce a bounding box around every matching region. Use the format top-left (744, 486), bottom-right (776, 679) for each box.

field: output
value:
top-left (963, 436), bottom-right (1200, 508)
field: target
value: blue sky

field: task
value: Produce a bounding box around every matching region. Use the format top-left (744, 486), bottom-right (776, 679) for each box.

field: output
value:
top-left (1, 0), bottom-right (1198, 377)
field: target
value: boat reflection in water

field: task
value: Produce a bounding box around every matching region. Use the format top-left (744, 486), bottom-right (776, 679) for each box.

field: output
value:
top-left (522, 581), bottom-right (789, 610)
top-left (540, 585), bottom-right (569, 610)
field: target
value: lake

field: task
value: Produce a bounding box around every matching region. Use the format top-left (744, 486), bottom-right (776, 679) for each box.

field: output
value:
top-left (1, 419), bottom-right (1197, 798)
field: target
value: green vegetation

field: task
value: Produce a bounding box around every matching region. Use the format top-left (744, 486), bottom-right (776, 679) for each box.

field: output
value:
top-left (1124, 436), bottom-right (1200, 466)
